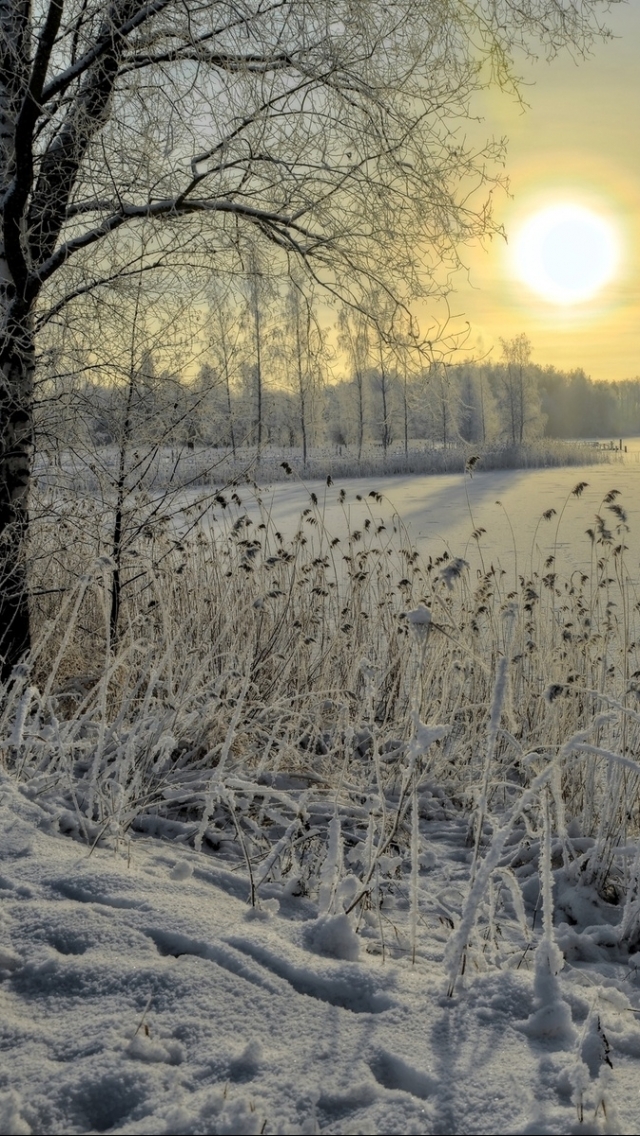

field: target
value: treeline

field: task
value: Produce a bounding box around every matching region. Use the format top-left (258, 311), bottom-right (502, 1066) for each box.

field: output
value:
top-left (537, 368), bottom-right (640, 439)
top-left (39, 306), bottom-right (640, 465)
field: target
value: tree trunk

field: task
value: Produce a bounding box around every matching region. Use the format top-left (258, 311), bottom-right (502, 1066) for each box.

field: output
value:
top-left (0, 311), bottom-right (34, 681)
top-left (378, 342), bottom-right (390, 456)
top-left (294, 304), bottom-right (308, 467)
top-left (224, 361), bottom-right (237, 458)
top-left (250, 274), bottom-right (264, 460)
top-left (109, 362), bottom-right (137, 648)
top-left (356, 371), bottom-right (364, 461)
top-left (255, 337), bottom-right (263, 459)
top-left (381, 372), bottom-right (389, 455)
top-left (300, 391), bottom-right (308, 467)
top-left (403, 369), bottom-right (409, 459)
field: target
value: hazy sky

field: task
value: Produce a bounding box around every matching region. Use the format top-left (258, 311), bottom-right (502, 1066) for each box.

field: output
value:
top-left (447, 2), bottom-right (639, 382)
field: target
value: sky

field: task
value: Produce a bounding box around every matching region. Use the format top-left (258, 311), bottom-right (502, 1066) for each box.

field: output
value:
top-left (445, 1), bottom-right (640, 383)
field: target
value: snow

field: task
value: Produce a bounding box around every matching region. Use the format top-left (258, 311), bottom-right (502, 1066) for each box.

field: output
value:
top-left (7, 460), bottom-right (640, 1134)
top-left (4, 769), bottom-right (640, 1136)
top-left (222, 463), bottom-right (640, 581)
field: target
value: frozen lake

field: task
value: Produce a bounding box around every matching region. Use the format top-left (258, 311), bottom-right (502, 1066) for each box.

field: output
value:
top-left (229, 460), bottom-right (640, 586)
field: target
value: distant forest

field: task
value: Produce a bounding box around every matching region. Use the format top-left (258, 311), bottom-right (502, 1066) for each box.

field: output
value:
top-left (535, 367), bottom-right (640, 440)
top-left (42, 322), bottom-right (640, 460)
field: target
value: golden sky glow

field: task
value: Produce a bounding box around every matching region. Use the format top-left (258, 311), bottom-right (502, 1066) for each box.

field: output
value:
top-left (449, 3), bottom-right (640, 381)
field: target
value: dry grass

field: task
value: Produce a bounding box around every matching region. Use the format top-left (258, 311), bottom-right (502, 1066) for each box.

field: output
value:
top-left (5, 475), bottom-right (640, 970)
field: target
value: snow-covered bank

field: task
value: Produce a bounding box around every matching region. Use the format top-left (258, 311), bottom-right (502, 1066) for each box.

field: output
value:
top-left (8, 465), bottom-right (640, 1135)
top-left (33, 441), bottom-right (616, 499)
top-left (3, 774), bottom-right (640, 1136)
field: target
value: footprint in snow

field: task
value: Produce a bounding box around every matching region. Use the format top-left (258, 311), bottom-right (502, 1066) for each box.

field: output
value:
top-left (368, 1048), bottom-right (436, 1101)
top-left (226, 935), bottom-right (393, 1014)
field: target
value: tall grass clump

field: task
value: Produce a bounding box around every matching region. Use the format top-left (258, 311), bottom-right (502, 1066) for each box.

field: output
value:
top-left (5, 475), bottom-right (640, 976)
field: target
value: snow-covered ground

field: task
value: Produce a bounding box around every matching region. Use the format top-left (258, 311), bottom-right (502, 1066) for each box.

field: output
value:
top-left (4, 769), bottom-right (640, 1136)
top-left (7, 461), bottom-right (640, 1135)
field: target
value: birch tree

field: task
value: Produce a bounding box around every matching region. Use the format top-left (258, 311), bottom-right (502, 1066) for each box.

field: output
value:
top-left (337, 306), bottom-right (370, 462)
top-left (205, 286), bottom-right (246, 456)
top-left (0, 0), bottom-right (616, 676)
top-left (284, 280), bottom-right (326, 466)
top-left (497, 334), bottom-right (544, 444)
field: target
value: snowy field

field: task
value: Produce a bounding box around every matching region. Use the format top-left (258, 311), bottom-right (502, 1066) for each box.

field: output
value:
top-left (5, 772), bottom-right (640, 1136)
top-left (6, 458), bottom-right (640, 1135)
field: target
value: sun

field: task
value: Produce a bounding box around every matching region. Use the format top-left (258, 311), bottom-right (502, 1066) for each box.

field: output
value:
top-left (512, 203), bottom-right (620, 306)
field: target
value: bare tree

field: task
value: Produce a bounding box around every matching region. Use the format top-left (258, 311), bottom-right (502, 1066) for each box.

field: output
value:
top-left (337, 306), bottom-right (371, 461)
top-left (455, 363), bottom-right (498, 445)
top-left (245, 255), bottom-right (268, 460)
top-left (368, 322), bottom-right (393, 458)
top-left (205, 287), bottom-right (246, 458)
top-left (497, 334), bottom-right (543, 445)
top-left (38, 271), bottom-right (204, 646)
top-left (426, 362), bottom-right (458, 451)
top-left (381, 308), bottom-right (424, 461)
top-left (282, 279), bottom-right (326, 466)
top-left (377, 347), bottom-right (393, 457)
top-left (365, 290), bottom-right (418, 458)
top-left (0, 0), bottom-right (616, 675)
top-left (401, 359), bottom-right (411, 460)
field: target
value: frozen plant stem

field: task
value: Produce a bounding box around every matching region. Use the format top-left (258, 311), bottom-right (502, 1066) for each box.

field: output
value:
top-left (410, 787), bottom-right (419, 964)
top-left (445, 766), bottom-right (553, 996)
top-left (471, 606), bottom-right (515, 882)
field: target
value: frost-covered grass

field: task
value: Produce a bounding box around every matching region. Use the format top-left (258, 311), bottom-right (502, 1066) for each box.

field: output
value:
top-left (34, 437), bottom-right (617, 493)
top-left (15, 477), bottom-right (640, 925)
top-left (5, 473), bottom-right (640, 1132)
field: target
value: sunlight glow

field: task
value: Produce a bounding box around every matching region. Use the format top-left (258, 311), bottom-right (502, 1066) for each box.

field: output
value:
top-left (512, 204), bottom-right (620, 305)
